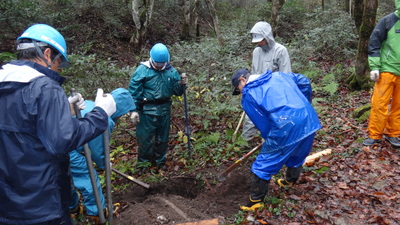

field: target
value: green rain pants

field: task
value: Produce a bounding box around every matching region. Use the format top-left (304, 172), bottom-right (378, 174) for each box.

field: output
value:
top-left (136, 112), bottom-right (170, 167)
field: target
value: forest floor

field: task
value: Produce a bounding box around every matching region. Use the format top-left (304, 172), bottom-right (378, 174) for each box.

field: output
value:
top-left (106, 87), bottom-right (400, 225)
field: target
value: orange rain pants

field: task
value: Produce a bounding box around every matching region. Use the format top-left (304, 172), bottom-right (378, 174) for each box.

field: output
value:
top-left (368, 72), bottom-right (400, 139)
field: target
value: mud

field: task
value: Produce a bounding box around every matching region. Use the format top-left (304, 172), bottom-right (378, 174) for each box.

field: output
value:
top-left (113, 163), bottom-right (253, 225)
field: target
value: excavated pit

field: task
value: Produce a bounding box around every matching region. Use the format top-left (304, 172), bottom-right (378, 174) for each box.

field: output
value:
top-left (112, 165), bottom-right (253, 225)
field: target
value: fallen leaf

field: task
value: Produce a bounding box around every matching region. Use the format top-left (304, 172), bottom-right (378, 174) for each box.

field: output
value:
top-left (256, 219), bottom-right (267, 224)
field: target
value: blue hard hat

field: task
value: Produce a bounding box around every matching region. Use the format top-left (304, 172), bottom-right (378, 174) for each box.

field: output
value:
top-left (17, 24), bottom-right (70, 68)
top-left (150, 43), bottom-right (170, 63)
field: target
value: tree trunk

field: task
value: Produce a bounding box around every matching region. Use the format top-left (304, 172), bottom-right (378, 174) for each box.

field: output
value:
top-left (349, 0), bottom-right (352, 16)
top-left (193, 0), bottom-right (200, 41)
top-left (348, 0), bottom-right (378, 90)
top-left (343, 0), bottom-right (351, 15)
top-left (353, 0), bottom-right (364, 32)
top-left (270, 0), bottom-right (285, 37)
top-left (181, 0), bottom-right (191, 40)
top-left (204, 0), bottom-right (224, 46)
top-left (130, 0), bottom-right (155, 50)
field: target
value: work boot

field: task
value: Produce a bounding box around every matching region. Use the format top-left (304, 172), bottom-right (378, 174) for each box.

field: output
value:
top-left (363, 138), bottom-right (380, 146)
top-left (240, 196), bottom-right (265, 211)
top-left (277, 179), bottom-right (294, 188)
top-left (286, 166), bottom-right (303, 183)
top-left (240, 173), bottom-right (269, 211)
top-left (277, 166), bottom-right (302, 188)
top-left (70, 204), bottom-right (83, 219)
top-left (385, 136), bottom-right (400, 147)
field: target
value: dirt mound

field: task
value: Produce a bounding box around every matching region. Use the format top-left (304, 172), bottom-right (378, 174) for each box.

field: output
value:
top-left (113, 164), bottom-right (252, 224)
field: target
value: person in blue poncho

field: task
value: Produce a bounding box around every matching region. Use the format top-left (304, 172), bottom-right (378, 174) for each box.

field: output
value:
top-left (69, 88), bottom-right (135, 223)
top-left (231, 68), bottom-right (321, 211)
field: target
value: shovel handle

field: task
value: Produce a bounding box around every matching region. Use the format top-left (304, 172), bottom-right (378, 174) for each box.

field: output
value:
top-left (218, 143), bottom-right (263, 181)
top-left (232, 112), bottom-right (245, 142)
top-left (112, 168), bottom-right (150, 189)
top-left (70, 88), bottom-right (106, 224)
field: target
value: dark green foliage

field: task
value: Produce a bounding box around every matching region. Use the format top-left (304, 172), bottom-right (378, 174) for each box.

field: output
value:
top-left (61, 54), bottom-right (135, 97)
top-left (288, 7), bottom-right (358, 72)
top-left (0, 52), bottom-right (16, 65)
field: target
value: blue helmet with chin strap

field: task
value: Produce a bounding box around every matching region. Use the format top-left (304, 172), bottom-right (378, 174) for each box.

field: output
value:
top-left (17, 24), bottom-right (70, 68)
top-left (150, 43), bottom-right (170, 63)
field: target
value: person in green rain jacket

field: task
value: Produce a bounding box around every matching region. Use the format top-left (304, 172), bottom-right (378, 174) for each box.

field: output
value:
top-left (128, 43), bottom-right (188, 174)
top-left (363, 0), bottom-right (400, 147)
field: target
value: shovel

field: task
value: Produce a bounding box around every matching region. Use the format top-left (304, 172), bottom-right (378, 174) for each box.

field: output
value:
top-left (70, 88), bottom-right (106, 224)
top-left (103, 128), bottom-right (113, 224)
top-left (112, 168), bottom-right (150, 189)
top-left (218, 143), bottom-right (263, 181)
top-left (182, 73), bottom-right (192, 156)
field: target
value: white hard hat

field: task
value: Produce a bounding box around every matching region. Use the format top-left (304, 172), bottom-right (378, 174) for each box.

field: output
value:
top-left (251, 33), bottom-right (264, 43)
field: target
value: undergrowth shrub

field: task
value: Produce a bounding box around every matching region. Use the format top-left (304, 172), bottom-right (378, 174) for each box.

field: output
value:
top-left (61, 54), bottom-right (135, 98)
top-left (285, 3), bottom-right (357, 72)
top-left (171, 36), bottom-right (249, 134)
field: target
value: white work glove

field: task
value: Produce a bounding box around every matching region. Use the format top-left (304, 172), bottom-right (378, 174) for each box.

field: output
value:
top-left (180, 73), bottom-right (188, 86)
top-left (94, 88), bottom-right (116, 117)
top-left (68, 93), bottom-right (86, 110)
top-left (130, 112), bottom-right (140, 126)
top-left (370, 70), bottom-right (380, 82)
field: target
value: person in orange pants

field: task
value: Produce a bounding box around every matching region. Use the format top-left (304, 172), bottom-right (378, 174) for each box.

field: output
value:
top-left (363, 1), bottom-right (400, 147)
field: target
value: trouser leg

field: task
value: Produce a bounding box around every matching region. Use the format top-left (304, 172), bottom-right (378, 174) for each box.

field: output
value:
top-left (136, 113), bottom-right (156, 166)
top-left (154, 114), bottom-right (170, 166)
top-left (385, 73), bottom-right (400, 137)
top-left (368, 72), bottom-right (394, 139)
top-left (242, 114), bottom-right (259, 141)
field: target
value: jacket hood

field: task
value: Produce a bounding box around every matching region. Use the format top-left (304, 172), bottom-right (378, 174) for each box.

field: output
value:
top-left (0, 60), bottom-right (65, 95)
top-left (141, 60), bottom-right (172, 70)
top-left (110, 88), bottom-right (135, 119)
top-left (250, 21), bottom-right (276, 48)
top-left (395, 0), bottom-right (400, 17)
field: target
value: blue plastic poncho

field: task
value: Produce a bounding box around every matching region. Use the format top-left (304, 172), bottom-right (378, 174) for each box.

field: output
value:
top-left (242, 70), bottom-right (321, 153)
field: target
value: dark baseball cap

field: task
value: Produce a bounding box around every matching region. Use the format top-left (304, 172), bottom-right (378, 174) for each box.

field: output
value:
top-left (231, 68), bottom-right (250, 95)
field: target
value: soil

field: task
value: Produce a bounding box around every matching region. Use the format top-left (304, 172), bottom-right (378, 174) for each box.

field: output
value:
top-left (112, 162), bottom-right (253, 225)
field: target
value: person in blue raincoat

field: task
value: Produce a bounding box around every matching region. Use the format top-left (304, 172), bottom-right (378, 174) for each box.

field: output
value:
top-left (231, 68), bottom-right (321, 211)
top-left (128, 43), bottom-right (187, 174)
top-left (69, 88), bottom-right (135, 223)
top-left (0, 24), bottom-right (116, 225)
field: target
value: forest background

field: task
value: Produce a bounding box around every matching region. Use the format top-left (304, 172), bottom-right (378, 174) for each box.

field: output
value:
top-left (1, 0), bottom-right (399, 224)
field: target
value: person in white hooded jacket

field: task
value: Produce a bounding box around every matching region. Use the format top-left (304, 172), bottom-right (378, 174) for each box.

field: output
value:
top-left (241, 21), bottom-right (292, 142)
